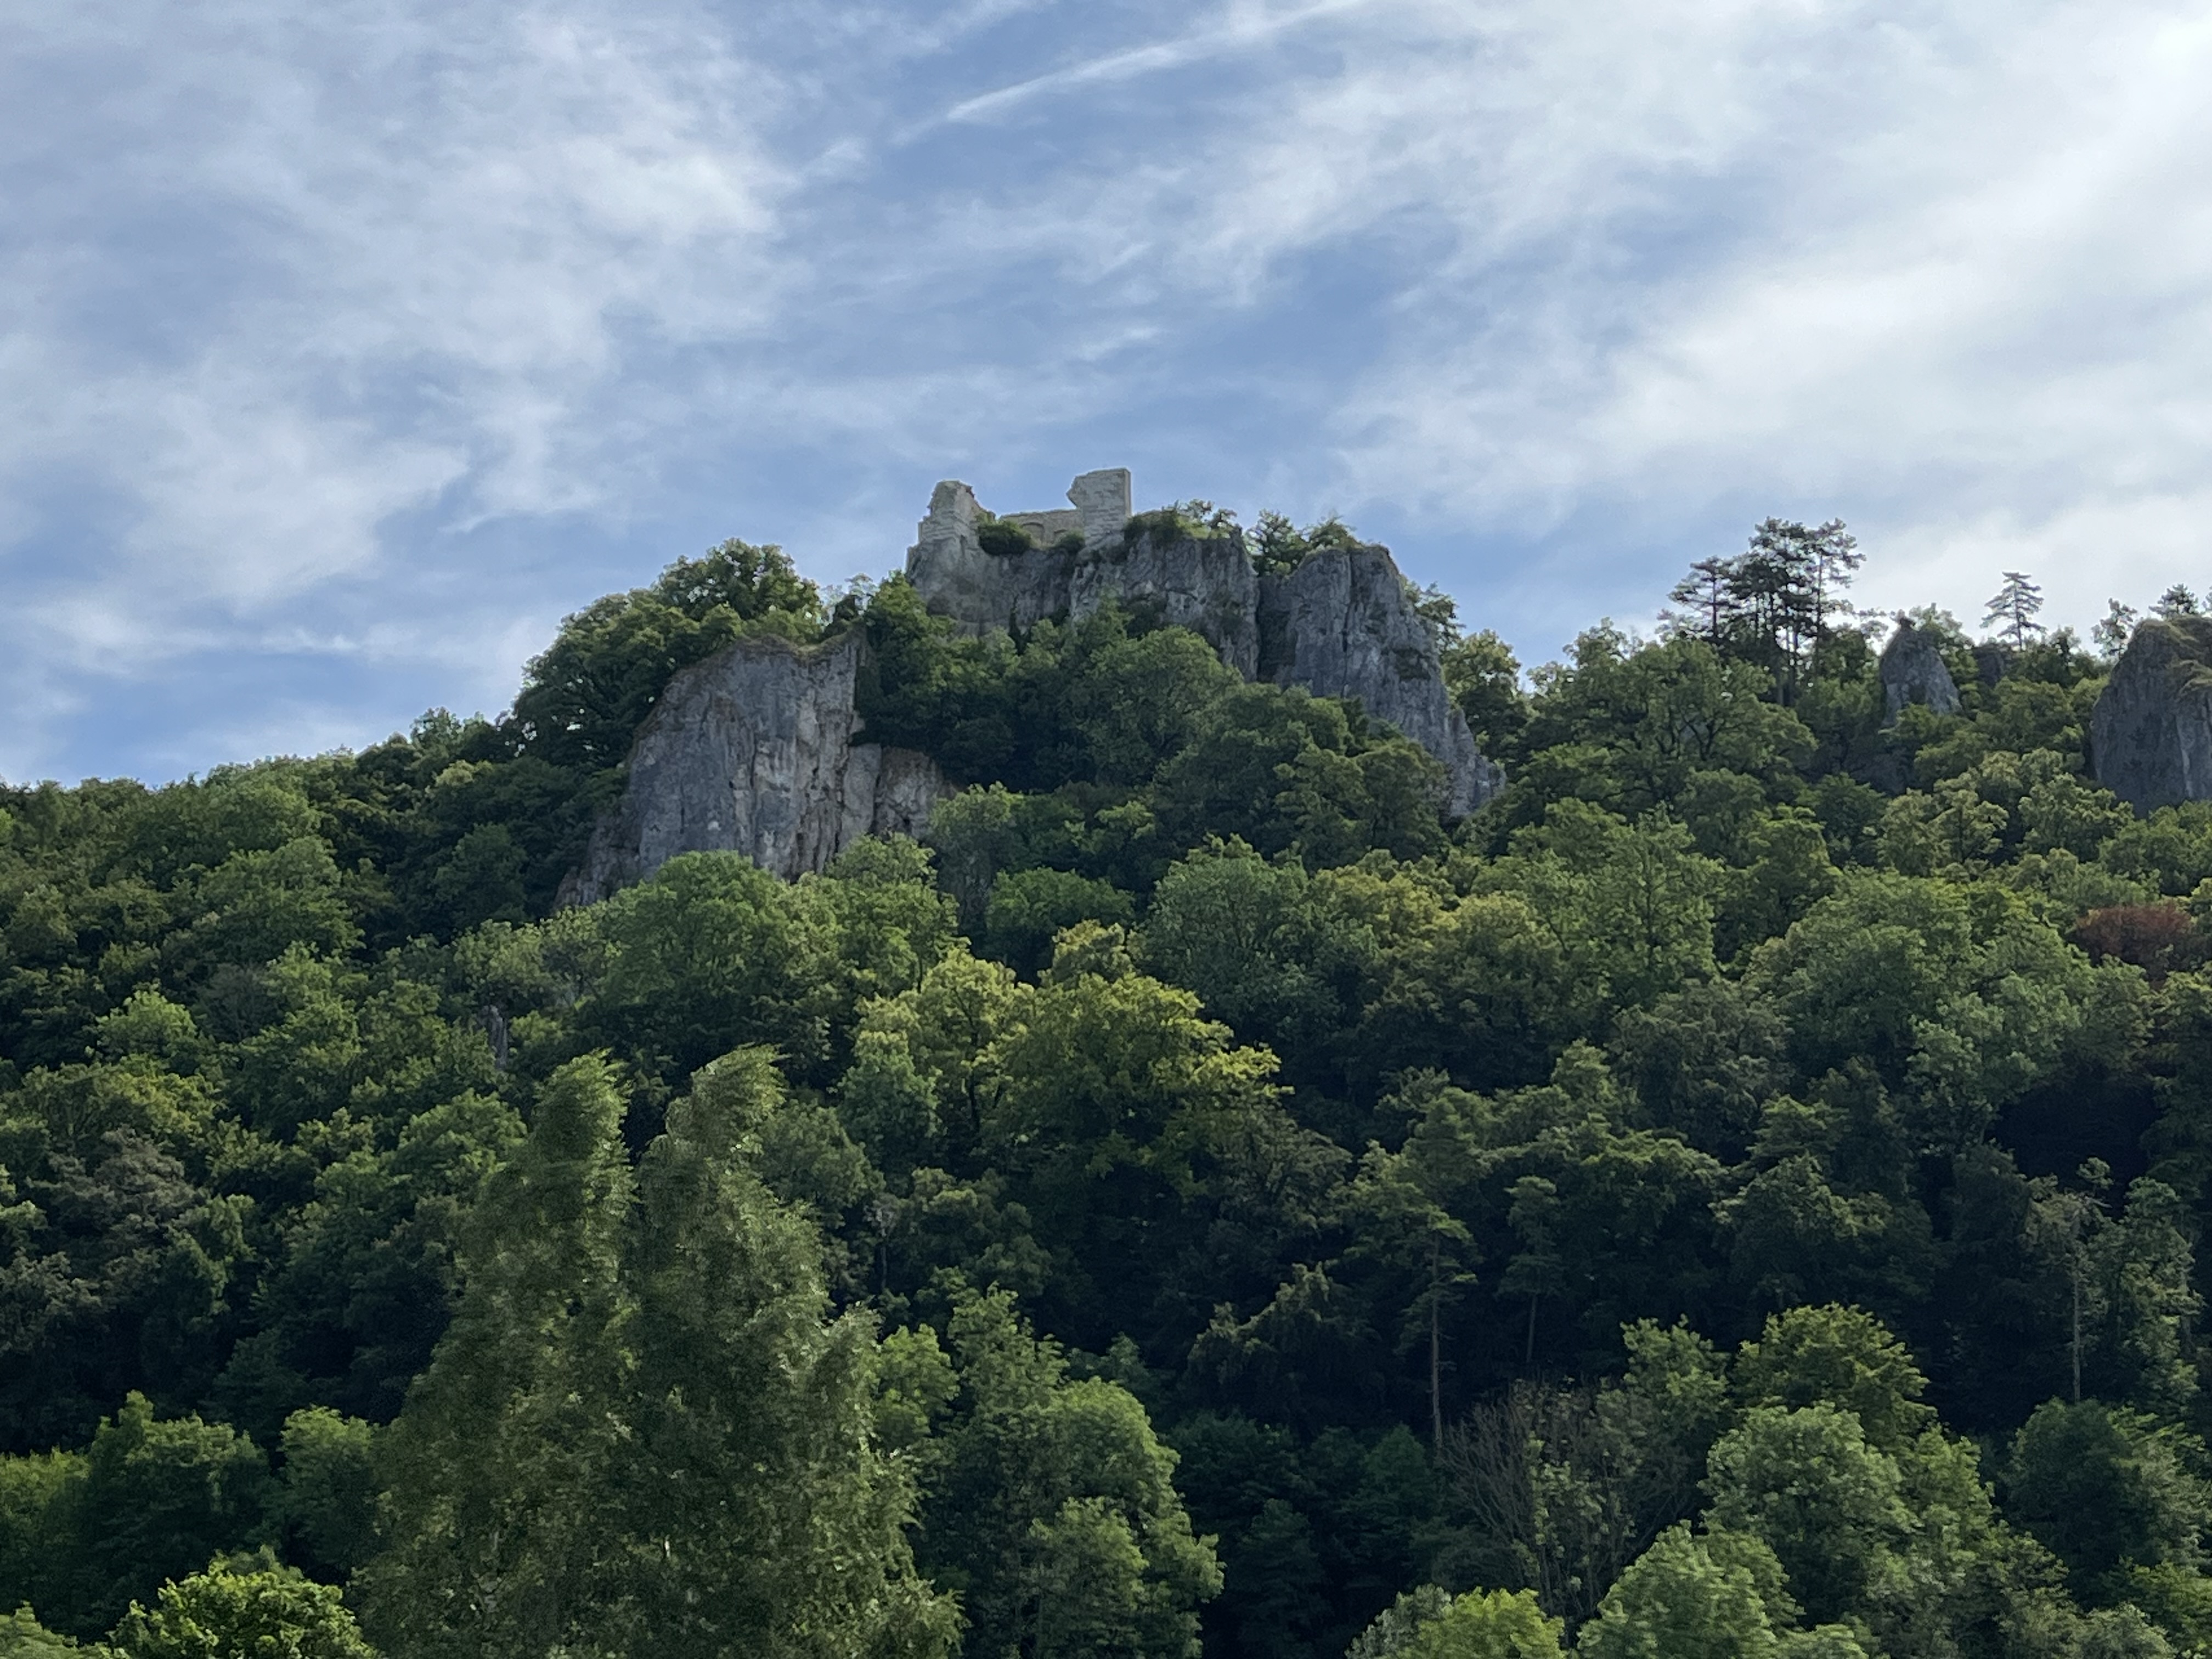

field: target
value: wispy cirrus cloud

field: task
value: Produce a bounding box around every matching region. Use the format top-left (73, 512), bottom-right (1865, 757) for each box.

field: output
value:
top-left (939, 0), bottom-right (1377, 123)
top-left (4, 0), bottom-right (2210, 780)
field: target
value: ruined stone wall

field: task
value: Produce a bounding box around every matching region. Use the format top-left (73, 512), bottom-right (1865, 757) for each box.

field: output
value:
top-left (905, 469), bottom-right (1499, 814)
top-left (903, 480), bottom-right (1077, 637)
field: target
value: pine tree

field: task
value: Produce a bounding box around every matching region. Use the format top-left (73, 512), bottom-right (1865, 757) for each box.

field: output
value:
top-left (1662, 520), bottom-right (1860, 701)
top-left (1982, 572), bottom-right (2046, 649)
top-left (2157, 584), bottom-right (2200, 619)
top-left (2094, 599), bottom-right (2140, 661)
top-left (1663, 557), bottom-right (1738, 643)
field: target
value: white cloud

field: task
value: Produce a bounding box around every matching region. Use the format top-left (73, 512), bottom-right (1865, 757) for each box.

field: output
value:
top-left (886, 0), bottom-right (2212, 629)
top-left (7, 0), bottom-right (2212, 775)
top-left (1214, 0), bottom-right (2212, 625)
top-left (0, 0), bottom-right (792, 625)
top-left (940, 0), bottom-right (1375, 125)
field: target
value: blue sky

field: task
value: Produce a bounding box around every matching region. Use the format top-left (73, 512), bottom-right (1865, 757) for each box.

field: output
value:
top-left (6, 0), bottom-right (2211, 783)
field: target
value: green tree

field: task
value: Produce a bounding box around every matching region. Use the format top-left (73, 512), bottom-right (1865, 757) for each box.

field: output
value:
top-left (274, 1409), bottom-right (376, 1582)
top-left (1734, 1305), bottom-right (1935, 1453)
top-left (1985, 573), bottom-right (2048, 650)
top-left (983, 868), bottom-right (1135, 978)
top-left (588, 851), bottom-right (800, 1080)
top-left (2096, 601), bottom-right (2141, 661)
top-left (1509, 634), bottom-right (1814, 823)
top-left (911, 1286), bottom-right (1222, 1658)
top-left (0, 1605), bottom-right (101, 1656)
top-left (1702, 1405), bottom-right (1909, 1626)
top-left (2004, 1401), bottom-right (2211, 1604)
top-left (1070, 625), bottom-right (1242, 786)
top-left (1498, 803), bottom-right (1721, 1009)
top-left (1442, 631), bottom-right (1531, 760)
top-left (359, 1053), bottom-right (955, 1658)
top-left (512, 539), bottom-right (822, 770)
top-left (981, 926), bottom-right (1315, 1346)
top-left (354, 1056), bottom-right (633, 1657)
top-left (110, 1563), bottom-right (373, 1659)
top-left (1577, 1524), bottom-right (1839, 1659)
top-left (1747, 872), bottom-right (2137, 1149)
top-left (1442, 1324), bottom-right (1728, 1623)
top-left (1143, 840), bottom-right (1338, 1068)
top-left (1393, 1588), bottom-right (1560, 1658)
top-left (1660, 521), bottom-right (1860, 702)
top-left (70, 1397), bottom-right (274, 1639)
top-left (614, 1050), bottom-right (955, 1655)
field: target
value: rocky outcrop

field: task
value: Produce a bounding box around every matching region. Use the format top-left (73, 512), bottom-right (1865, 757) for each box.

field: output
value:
top-left (904, 469), bottom-right (1261, 673)
top-left (2092, 617), bottom-right (2212, 811)
top-left (1259, 547), bottom-right (1500, 815)
top-left (570, 466), bottom-right (1508, 902)
top-left (1879, 621), bottom-right (1963, 723)
top-left (906, 480), bottom-right (1080, 638)
top-left (1069, 524), bottom-right (1261, 678)
top-left (565, 630), bottom-right (947, 899)
top-left (905, 470), bottom-right (1500, 811)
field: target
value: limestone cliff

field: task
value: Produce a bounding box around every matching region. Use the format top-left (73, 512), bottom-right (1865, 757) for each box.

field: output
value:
top-left (571, 466), bottom-right (1505, 902)
top-left (905, 470), bottom-right (1499, 811)
top-left (1070, 523), bottom-right (1261, 678)
top-left (2092, 616), bottom-right (2212, 811)
top-left (565, 630), bottom-right (946, 898)
top-left (905, 470), bottom-right (1261, 674)
top-left (1878, 620), bottom-right (1963, 723)
top-left (1258, 547), bottom-right (1500, 815)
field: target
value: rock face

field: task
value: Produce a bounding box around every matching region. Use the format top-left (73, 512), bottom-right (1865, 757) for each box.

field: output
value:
top-left (905, 470), bottom-right (1499, 811)
top-left (1879, 622), bottom-right (1963, 723)
top-left (2092, 617), bottom-right (2212, 811)
top-left (1069, 524), bottom-right (1261, 678)
top-left (906, 480), bottom-right (1079, 639)
top-left (1258, 548), bottom-right (1500, 815)
top-left (571, 465), bottom-right (1508, 901)
top-left (902, 470), bottom-right (1263, 672)
top-left (566, 630), bottom-right (947, 899)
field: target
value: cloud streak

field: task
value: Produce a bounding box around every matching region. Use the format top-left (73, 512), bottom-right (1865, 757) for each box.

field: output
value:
top-left (4, 0), bottom-right (2210, 778)
top-left (939, 0), bottom-right (1378, 123)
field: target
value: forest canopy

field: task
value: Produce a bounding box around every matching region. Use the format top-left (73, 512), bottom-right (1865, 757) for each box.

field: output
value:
top-left (3, 515), bottom-right (2210, 1658)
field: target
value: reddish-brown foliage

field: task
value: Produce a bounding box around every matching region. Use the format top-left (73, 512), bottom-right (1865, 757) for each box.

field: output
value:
top-left (2070, 902), bottom-right (2209, 983)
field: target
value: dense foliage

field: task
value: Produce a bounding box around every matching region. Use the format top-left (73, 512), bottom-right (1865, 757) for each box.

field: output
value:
top-left (4, 518), bottom-right (2211, 1657)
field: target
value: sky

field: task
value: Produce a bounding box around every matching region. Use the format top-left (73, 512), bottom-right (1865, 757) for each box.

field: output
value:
top-left (5, 0), bottom-right (2212, 783)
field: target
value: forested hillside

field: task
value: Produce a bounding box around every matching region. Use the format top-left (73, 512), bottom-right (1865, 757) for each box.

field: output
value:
top-left (5, 517), bottom-right (2212, 1658)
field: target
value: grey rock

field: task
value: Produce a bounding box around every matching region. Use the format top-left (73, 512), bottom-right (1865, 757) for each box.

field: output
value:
top-left (1879, 622), bottom-right (1963, 723)
top-left (2092, 616), bottom-right (2212, 811)
top-left (902, 471), bottom-right (1504, 813)
top-left (576, 466), bottom-right (1512, 904)
top-left (566, 630), bottom-right (948, 900)
top-left (906, 480), bottom-right (1076, 636)
top-left (1259, 546), bottom-right (1502, 816)
top-left (1069, 523), bottom-right (1261, 678)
